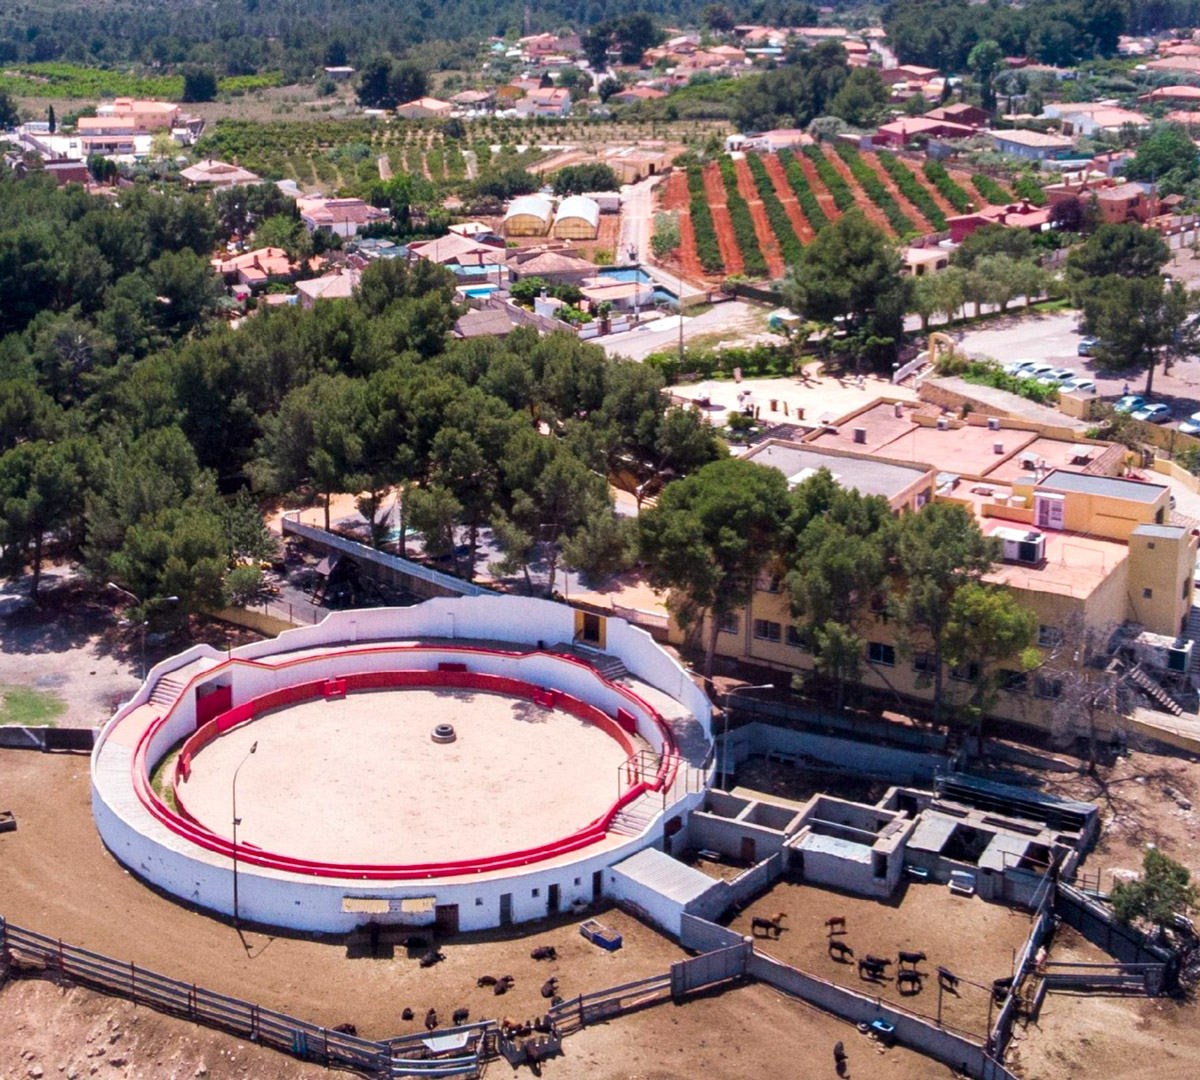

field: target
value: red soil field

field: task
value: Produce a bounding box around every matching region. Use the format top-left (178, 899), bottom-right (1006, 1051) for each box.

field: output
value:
top-left (860, 149), bottom-right (934, 234)
top-left (825, 149), bottom-right (894, 236)
top-left (905, 160), bottom-right (958, 219)
top-left (660, 169), bottom-right (705, 281)
top-left (762, 153), bottom-right (816, 243)
top-left (797, 153), bottom-right (841, 223)
top-left (702, 160), bottom-right (744, 275)
top-left (734, 155), bottom-right (785, 278)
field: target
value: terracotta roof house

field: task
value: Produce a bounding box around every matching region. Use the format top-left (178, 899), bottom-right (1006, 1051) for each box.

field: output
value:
top-left (1146, 56), bottom-right (1200, 74)
top-left (295, 267), bottom-right (362, 308)
top-left (924, 103), bottom-right (991, 128)
top-left (41, 160), bottom-right (91, 186)
top-left (947, 201), bottom-right (1052, 243)
top-left (1140, 85), bottom-right (1200, 103)
top-left (407, 232), bottom-right (507, 268)
top-left (612, 86), bottom-right (668, 104)
top-left (297, 197), bottom-right (390, 238)
top-left (181, 159), bottom-right (262, 187)
top-left (516, 87), bottom-right (572, 118)
top-left (96, 98), bottom-right (179, 130)
top-left (874, 117), bottom-right (976, 147)
top-left (450, 90), bottom-right (494, 107)
top-left (395, 97), bottom-right (453, 120)
top-left (453, 308), bottom-right (519, 339)
top-left (1046, 104), bottom-right (1149, 137)
top-left (212, 247), bottom-right (305, 287)
top-left (506, 247), bottom-right (598, 283)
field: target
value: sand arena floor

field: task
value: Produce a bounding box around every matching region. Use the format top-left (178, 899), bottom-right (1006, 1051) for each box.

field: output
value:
top-left (179, 688), bottom-right (638, 865)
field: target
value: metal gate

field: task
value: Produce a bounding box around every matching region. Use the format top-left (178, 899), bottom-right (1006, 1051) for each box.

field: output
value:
top-left (669, 942), bottom-right (749, 997)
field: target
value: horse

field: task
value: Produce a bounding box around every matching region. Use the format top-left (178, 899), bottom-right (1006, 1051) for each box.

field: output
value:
top-left (827, 940), bottom-right (854, 962)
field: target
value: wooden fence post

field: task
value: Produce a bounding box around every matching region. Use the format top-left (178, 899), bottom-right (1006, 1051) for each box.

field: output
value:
top-left (130, 961), bottom-right (137, 1005)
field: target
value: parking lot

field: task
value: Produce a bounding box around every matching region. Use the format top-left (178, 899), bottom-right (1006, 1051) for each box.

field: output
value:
top-left (956, 310), bottom-right (1200, 431)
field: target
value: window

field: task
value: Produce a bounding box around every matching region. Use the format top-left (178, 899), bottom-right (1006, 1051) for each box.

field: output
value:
top-left (868, 642), bottom-right (896, 666)
top-left (1143, 587), bottom-right (1153, 600)
top-left (912, 652), bottom-right (936, 674)
top-left (719, 612), bottom-right (740, 635)
top-left (753, 619), bottom-right (781, 643)
top-left (1147, 541), bottom-right (1156, 550)
top-left (475, 897), bottom-right (484, 906)
top-left (1036, 676), bottom-right (1063, 700)
top-left (1038, 625), bottom-right (1063, 648)
top-left (999, 670), bottom-right (1028, 694)
top-left (756, 572), bottom-right (783, 594)
top-left (786, 625), bottom-right (808, 649)
top-left (950, 662), bottom-right (980, 683)
top-left (532, 888), bottom-right (540, 897)
top-left (1185, 579), bottom-right (1192, 601)
top-left (573, 878), bottom-right (581, 887)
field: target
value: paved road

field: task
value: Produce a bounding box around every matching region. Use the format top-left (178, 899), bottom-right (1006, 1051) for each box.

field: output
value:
top-left (601, 301), bottom-right (787, 361)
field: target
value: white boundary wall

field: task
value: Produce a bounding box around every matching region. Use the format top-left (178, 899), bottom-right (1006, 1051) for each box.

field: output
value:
top-left (91, 598), bottom-right (710, 933)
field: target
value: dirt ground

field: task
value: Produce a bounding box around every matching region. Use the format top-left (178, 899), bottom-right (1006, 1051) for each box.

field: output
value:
top-left (1, 751), bottom-right (685, 1041)
top-left (182, 688), bottom-right (632, 864)
top-left (729, 878), bottom-right (1036, 1040)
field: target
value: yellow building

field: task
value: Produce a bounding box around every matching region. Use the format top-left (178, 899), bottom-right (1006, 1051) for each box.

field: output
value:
top-left (669, 423), bottom-right (1199, 732)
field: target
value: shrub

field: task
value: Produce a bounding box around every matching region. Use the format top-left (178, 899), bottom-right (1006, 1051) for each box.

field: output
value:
top-left (715, 156), bottom-right (768, 278)
top-left (745, 153), bottom-right (804, 265)
top-left (801, 145), bottom-right (855, 212)
top-left (876, 151), bottom-right (947, 231)
top-left (971, 172), bottom-right (1010, 205)
top-left (687, 164), bottom-right (724, 275)
top-left (923, 159), bottom-right (972, 213)
top-left (833, 143), bottom-right (917, 238)
top-left (778, 149), bottom-right (830, 233)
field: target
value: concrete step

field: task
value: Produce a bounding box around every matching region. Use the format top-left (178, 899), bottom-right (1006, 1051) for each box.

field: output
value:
top-left (1129, 663), bottom-right (1185, 717)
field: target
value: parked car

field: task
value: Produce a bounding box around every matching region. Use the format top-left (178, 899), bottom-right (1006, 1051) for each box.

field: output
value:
top-left (1002, 359), bottom-right (1039, 375)
top-left (1059, 377), bottom-right (1097, 393)
top-left (1179, 411), bottom-right (1200, 435)
top-left (1078, 337), bottom-right (1098, 356)
top-left (1132, 403), bottom-right (1171, 424)
top-left (1113, 395), bottom-right (1146, 413)
top-left (1016, 362), bottom-right (1057, 379)
top-left (1036, 367), bottom-right (1077, 385)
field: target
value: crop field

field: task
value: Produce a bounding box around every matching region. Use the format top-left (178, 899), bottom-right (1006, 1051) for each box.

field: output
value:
top-left (0, 62), bottom-right (281, 100)
top-left (662, 146), bottom-right (1024, 284)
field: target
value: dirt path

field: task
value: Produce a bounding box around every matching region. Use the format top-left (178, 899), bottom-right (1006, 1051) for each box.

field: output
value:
top-left (827, 149), bottom-right (896, 236)
top-left (797, 153), bottom-right (841, 223)
top-left (734, 155), bottom-right (785, 278)
top-left (860, 150), bottom-right (934, 234)
top-left (660, 169), bottom-right (705, 281)
top-left (702, 160), bottom-right (744, 276)
top-left (763, 152), bottom-right (815, 243)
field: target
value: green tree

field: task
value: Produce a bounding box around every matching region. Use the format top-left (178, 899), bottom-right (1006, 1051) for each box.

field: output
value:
top-left (781, 209), bottom-right (906, 369)
top-left (829, 67), bottom-right (889, 128)
top-left (968, 39), bottom-right (1003, 113)
top-left (0, 88), bottom-right (17, 127)
top-left (950, 223), bottom-right (1034, 270)
top-left (703, 4), bottom-right (736, 32)
top-left (1066, 223), bottom-right (1170, 291)
top-left (890, 502), bottom-right (999, 728)
top-left (47, 105), bottom-right (56, 134)
top-left (389, 61), bottom-right (429, 106)
top-left (254, 214), bottom-right (302, 254)
top-left (942, 582), bottom-right (1038, 744)
top-left (148, 250), bottom-right (225, 337)
top-left (552, 163), bottom-right (619, 195)
top-left (406, 483), bottom-right (462, 565)
top-left (181, 67), bottom-right (218, 103)
top-left (0, 438), bottom-right (89, 600)
top-left (357, 57), bottom-right (394, 108)
top-left (640, 458), bottom-right (790, 682)
top-left (598, 77), bottom-right (623, 104)
top-left (1082, 275), bottom-right (1199, 396)
top-left (909, 269), bottom-right (964, 331)
top-left (785, 468), bottom-right (896, 711)
top-left (650, 211), bottom-right (680, 260)
top-left (1111, 848), bottom-right (1198, 933)
top-left (561, 510), bottom-right (638, 582)
top-left (1126, 123), bottom-right (1200, 195)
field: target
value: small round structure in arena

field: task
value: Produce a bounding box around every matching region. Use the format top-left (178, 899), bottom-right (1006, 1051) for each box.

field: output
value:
top-left (431, 723), bottom-right (457, 744)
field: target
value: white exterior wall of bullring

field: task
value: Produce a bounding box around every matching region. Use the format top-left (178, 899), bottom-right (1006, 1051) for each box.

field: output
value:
top-left (91, 596), bottom-right (712, 933)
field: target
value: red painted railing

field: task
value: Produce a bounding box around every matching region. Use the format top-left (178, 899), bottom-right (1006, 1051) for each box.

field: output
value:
top-left (131, 647), bottom-right (683, 882)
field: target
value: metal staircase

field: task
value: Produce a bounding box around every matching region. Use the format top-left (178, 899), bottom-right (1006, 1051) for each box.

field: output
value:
top-left (1127, 662), bottom-right (1185, 717)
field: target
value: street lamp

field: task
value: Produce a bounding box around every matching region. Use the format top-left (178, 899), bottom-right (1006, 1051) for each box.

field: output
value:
top-left (107, 583), bottom-right (178, 680)
top-left (721, 683), bottom-right (775, 791)
top-left (231, 741), bottom-right (258, 929)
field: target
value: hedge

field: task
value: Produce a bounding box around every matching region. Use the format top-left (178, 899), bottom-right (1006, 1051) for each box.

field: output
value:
top-left (876, 151), bottom-right (947, 231)
top-left (802, 144), bottom-right (856, 212)
top-left (778, 148), bottom-right (831, 233)
top-left (745, 153), bottom-right (805, 265)
top-left (716, 156), bottom-right (769, 278)
top-left (832, 143), bottom-right (918, 238)
top-left (923, 159), bottom-right (972, 213)
top-left (1012, 174), bottom-right (1046, 206)
top-left (687, 164), bottom-right (725, 274)
top-left (971, 172), bottom-right (1011, 205)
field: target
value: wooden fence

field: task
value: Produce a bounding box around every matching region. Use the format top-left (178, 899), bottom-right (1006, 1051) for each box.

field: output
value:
top-left (0, 916), bottom-right (482, 1078)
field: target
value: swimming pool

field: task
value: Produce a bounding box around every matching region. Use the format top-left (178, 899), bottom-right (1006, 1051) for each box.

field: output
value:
top-left (598, 268), bottom-right (677, 306)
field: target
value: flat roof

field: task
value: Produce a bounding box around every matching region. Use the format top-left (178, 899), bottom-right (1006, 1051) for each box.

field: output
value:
top-left (793, 832), bottom-right (873, 864)
top-left (984, 437), bottom-right (1100, 484)
top-left (743, 441), bottom-right (930, 501)
top-left (1039, 469), bottom-right (1167, 504)
top-left (1132, 523), bottom-right (1188, 539)
top-left (611, 847), bottom-right (716, 905)
top-left (982, 517), bottom-right (1128, 598)
top-left (978, 832), bottom-right (1030, 874)
top-left (907, 814), bottom-right (956, 854)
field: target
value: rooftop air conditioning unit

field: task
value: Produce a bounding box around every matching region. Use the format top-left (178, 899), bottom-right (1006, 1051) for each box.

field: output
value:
top-left (988, 417), bottom-right (1001, 431)
top-left (996, 527), bottom-right (1045, 565)
top-left (994, 442), bottom-right (1004, 454)
top-left (894, 402), bottom-right (904, 418)
top-left (1168, 640), bottom-right (1193, 673)
top-left (937, 416), bottom-right (950, 431)
top-left (853, 427), bottom-right (867, 444)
